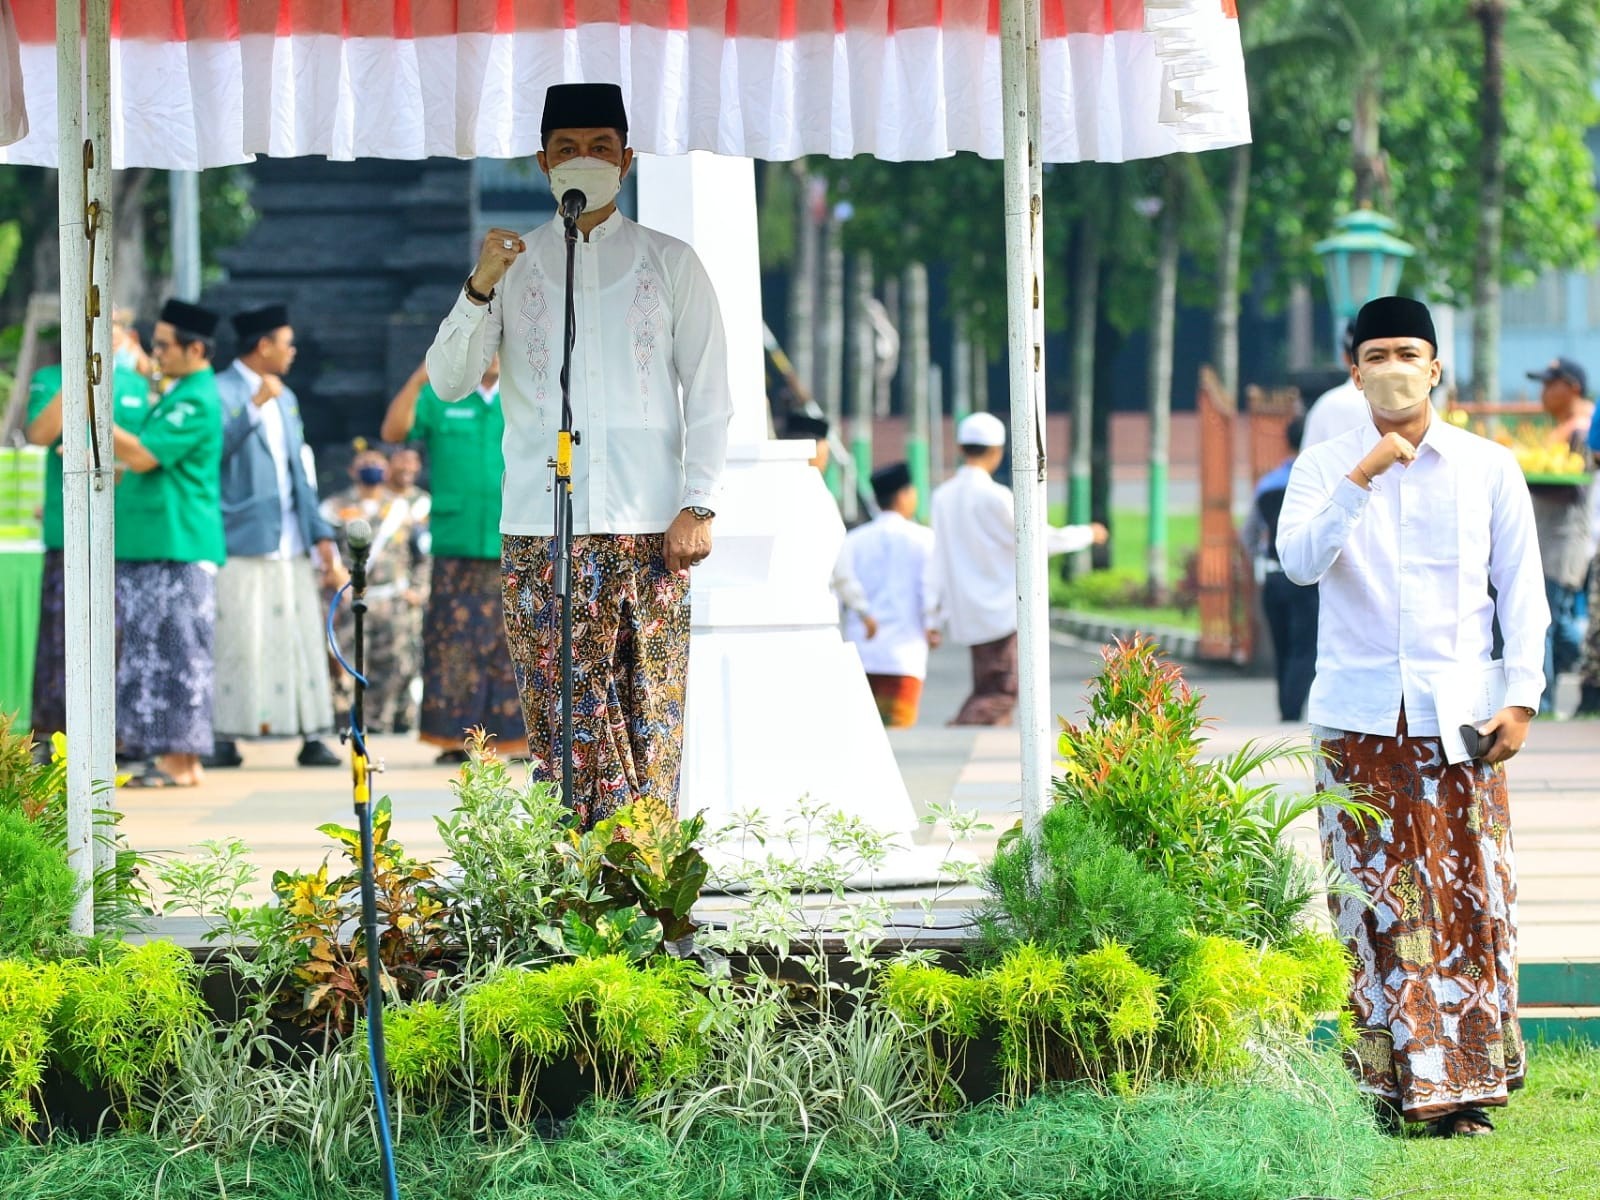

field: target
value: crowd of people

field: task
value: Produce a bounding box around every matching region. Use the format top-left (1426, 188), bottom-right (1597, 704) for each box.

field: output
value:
top-left (24, 301), bottom-right (525, 786)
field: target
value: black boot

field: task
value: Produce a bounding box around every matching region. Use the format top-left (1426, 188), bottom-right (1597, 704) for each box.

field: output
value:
top-left (297, 738), bottom-right (341, 767)
top-left (201, 739), bottom-right (244, 768)
top-left (1574, 683), bottom-right (1600, 718)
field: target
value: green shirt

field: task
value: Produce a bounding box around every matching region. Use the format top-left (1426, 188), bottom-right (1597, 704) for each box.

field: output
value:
top-left (25, 364), bottom-right (155, 550)
top-left (412, 383), bottom-right (506, 559)
top-left (113, 367), bottom-right (226, 564)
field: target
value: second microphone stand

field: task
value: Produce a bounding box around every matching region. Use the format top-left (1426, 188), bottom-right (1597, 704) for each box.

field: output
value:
top-left (550, 209), bottom-right (581, 809)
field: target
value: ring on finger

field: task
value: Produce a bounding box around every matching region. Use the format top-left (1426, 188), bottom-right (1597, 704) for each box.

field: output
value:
top-left (502, 238), bottom-right (515, 250)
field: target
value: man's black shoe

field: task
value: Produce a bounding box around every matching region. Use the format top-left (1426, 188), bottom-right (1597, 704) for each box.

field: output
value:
top-left (201, 740), bottom-right (244, 769)
top-left (297, 739), bottom-right (341, 768)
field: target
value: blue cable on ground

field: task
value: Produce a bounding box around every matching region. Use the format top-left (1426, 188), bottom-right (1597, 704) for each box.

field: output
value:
top-left (326, 581), bottom-right (400, 1200)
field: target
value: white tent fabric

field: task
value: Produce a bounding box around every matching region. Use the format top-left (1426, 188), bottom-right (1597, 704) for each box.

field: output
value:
top-left (0, 0), bottom-right (1247, 167)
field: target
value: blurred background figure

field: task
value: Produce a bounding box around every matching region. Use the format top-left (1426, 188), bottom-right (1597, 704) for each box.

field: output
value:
top-left (1242, 416), bottom-right (1318, 723)
top-left (321, 445), bottom-right (430, 734)
top-left (381, 358), bottom-right (528, 763)
top-left (841, 463), bottom-right (938, 728)
top-left (1523, 358), bottom-right (1594, 715)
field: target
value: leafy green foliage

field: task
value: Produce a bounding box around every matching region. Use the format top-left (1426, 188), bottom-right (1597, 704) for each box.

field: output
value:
top-left (433, 733), bottom-right (708, 964)
top-left (0, 810), bottom-right (82, 961)
top-left (0, 960), bottom-right (66, 1131)
top-left (0, 722), bottom-right (151, 940)
top-left (1054, 637), bottom-right (1378, 945)
top-left (271, 796), bottom-right (447, 1039)
top-left (52, 942), bottom-right (207, 1115)
top-left (460, 955), bottom-right (710, 1121)
top-left (977, 797), bottom-right (1195, 972)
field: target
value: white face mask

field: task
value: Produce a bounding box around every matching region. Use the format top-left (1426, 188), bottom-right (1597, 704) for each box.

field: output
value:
top-left (1359, 361), bottom-right (1434, 418)
top-left (547, 157), bottom-right (622, 214)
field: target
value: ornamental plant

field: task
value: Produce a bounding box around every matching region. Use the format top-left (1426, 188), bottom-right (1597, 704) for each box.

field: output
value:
top-left (0, 808), bottom-right (81, 960)
top-left (1053, 637), bottom-right (1378, 946)
top-left (0, 959), bottom-right (66, 1132)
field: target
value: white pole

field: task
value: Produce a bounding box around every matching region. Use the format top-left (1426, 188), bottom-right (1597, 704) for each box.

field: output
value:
top-left (170, 172), bottom-right (203, 301)
top-left (58, 0), bottom-right (94, 934)
top-left (1000, 0), bottom-right (1051, 840)
top-left (928, 363), bottom-right (945, 489)
top-left (86, 0), bottom-right (117, 878)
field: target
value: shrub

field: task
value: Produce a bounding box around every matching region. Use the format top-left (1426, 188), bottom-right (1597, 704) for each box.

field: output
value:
top-left (52, 941), bottom-right (208, 1113)
top-left (977, 797), bottom-right (1194, 971)
top-left (0, 959), bottom-right (66, 1132)
top-left (1054, 637), bottom-right (1377, 945)
top-left (0, 808), bottom-right (82, 959)
top-left (463, 955), bottom-right (709, 1121)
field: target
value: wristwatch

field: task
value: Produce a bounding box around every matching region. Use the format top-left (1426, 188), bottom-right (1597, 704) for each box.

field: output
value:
top-left (685, 505), bottom-right (715, 521)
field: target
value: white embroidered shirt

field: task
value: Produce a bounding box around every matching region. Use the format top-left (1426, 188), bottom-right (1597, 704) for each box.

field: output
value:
top-left (425, 211), bottom-right (734, 536)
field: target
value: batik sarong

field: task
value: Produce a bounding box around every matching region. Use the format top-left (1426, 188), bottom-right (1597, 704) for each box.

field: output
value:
top-left (29, 549), bottom-right (66, 739)
top-left (420, 556), bottom-right (526, 754)
top-left (1314, 711), bottom-right (1524, 1124)
top-left (950, 632), bottom-right (1018, 726)
top-left (212, 556), bottom-right (335, 738)
top-left (501, 533), bottom-right (690, 828)
top-left (115, 561), bottom-right (216, 758)
top-left (867, 674), bottom-right (924, 728)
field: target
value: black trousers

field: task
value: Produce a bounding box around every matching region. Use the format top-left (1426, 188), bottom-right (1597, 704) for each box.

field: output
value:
top-left (1262, 571), bottom-right (1319, 722)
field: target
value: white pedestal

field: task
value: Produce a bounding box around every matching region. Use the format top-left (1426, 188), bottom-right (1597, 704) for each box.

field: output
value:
top-left (636, 153), bottom-right (919, 847)
top-left (681, 440), bottom-right (917, 840)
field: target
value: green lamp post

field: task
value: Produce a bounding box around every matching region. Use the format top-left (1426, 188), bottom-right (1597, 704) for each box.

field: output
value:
top-left (1313, 210), bottom-right (1416, 353)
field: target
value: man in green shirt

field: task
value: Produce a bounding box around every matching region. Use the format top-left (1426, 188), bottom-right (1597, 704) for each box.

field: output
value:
top-left (381, 356), bottom-right (527, 763)
top-left (109, 299), bottom-right (227, 787)
top-left (23, 330), bottom-right (154, 743)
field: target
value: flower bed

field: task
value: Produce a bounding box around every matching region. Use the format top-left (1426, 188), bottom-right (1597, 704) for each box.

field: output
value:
top-left (0, 640), bottom-right (1387, 1198)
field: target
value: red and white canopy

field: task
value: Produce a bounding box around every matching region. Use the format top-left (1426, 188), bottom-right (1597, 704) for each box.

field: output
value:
top-left (0, 0), bottom-right (1246, 168)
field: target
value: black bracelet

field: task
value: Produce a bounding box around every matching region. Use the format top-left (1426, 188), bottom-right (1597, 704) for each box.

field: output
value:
top-left (463, 274), bottom-right (495, 305)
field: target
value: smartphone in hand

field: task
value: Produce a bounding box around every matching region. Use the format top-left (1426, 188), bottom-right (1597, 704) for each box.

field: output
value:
top-left (1459, 724), bottom-right (1486, 760)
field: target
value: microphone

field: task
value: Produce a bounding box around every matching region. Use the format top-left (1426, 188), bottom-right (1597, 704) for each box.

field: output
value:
top-left (346, 518), bottom-right (373, 598)
top-left (560, 188), bottom-right (586, 223)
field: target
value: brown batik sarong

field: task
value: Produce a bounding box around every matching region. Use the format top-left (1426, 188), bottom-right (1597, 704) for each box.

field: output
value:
top-left (1314, 711), bottom-right (1524, 1123)
top-left (501, 533), bottom-right (690, 828)
top-left (950, 632), bottom-right (1018, 726)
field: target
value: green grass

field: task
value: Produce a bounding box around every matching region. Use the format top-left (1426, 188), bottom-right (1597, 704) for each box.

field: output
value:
top-left (1377, 1041), bottom-right (1600, 1200)
top-left (1048, 506), bottom-right (1201, 577)
top-left (1047, 507), bottom-right (1202, 633)
top-left (0, 1064), bottom-right (1380, 1200)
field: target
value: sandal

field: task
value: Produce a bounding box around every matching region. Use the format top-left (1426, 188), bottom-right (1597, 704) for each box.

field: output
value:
top-left (125, 767), bottom-right (180, 789)
top-left (1429, 1108), bottom-right (1495, 1138)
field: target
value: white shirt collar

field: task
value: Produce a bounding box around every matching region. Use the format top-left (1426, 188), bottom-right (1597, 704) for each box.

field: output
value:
top-left (232, 358), bottom-right (262, 392)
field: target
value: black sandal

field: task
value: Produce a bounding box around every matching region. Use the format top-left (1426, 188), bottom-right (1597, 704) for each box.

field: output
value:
top-left (125, 767), bottom-right (179, 789)
top-left (1429, 1108), bottom-right (1495, 1138)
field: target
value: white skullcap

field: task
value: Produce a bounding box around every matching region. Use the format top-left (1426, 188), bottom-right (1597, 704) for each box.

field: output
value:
top-left (956, 412), bottom-right (1007, 448)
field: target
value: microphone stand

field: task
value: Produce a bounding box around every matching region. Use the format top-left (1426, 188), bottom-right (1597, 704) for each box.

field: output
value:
top-left (329, 524), bottom-right (400, 1200)
top-left (550, 197), bottom-right (582, 811)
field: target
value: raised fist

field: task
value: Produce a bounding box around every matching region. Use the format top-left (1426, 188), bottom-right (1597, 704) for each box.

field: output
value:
top-left (468, 228), bottom-right (527, 298)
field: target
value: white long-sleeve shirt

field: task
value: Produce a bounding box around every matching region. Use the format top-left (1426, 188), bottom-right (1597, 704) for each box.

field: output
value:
top-left (926, 465), bottom-right (1095, 647)
top-left (841, 512), bottom-right (937, 679)
top-left (425, 212), bottom-right (734, 536)
top-left (1301, 379), bottom-right (1370, 449)
top-left (1276, 418), bottom-right (1549, 736)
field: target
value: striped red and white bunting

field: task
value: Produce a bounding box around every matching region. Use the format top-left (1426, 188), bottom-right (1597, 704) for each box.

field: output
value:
top-left (0, 0), bottom-right (1247, 167)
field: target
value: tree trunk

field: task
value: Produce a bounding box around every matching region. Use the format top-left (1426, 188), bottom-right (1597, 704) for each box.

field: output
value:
top-left (1066, 207), bottom-right (1101, 580)
top-left (1147, 167), bottom-right (1181, 606)
top-left (788, 164), bottom-right (819, 398)
top-left (1472, 2), bottom-right (1506, 404)
top-left (851, 253), bottom-right (876, 511)
top-left (1213, 144), bottom-right (1250, 403)
top-left (1351, 72), bottom-right (1385, 211)
top-left (111, 168), bottom-right (153, 313)
top-left (879, 275), bottom-right (900, 419)
top-left (971, 337), bottom-right (989, 414)
top-left (904, 263), bottom-right (931, 520)
top-left (951, 313), bottom-right (973, 422)
top-left (820, 217), bottom-right (847, 503)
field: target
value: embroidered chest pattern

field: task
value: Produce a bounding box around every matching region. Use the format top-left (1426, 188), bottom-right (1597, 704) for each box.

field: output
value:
top-left (626, 258), bottom-right (667, 421)
top-left (520, 267), bottom-right (552, 428)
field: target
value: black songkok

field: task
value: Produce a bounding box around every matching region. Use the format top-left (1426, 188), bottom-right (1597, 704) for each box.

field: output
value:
top-left (1351, 296), bottom-right (1436, 354)
top-left (871, 463), bottom-right (913, 507)
top-left (540, 83), bottom-right (629, 142)
top-left (158, 298), bottom-right (220, 339)
top-left (231, 304), bottom-right (291, 348)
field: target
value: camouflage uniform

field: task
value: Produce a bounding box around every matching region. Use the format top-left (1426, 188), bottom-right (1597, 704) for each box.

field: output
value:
top-left (322, 488), bottom-right (431, 733)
